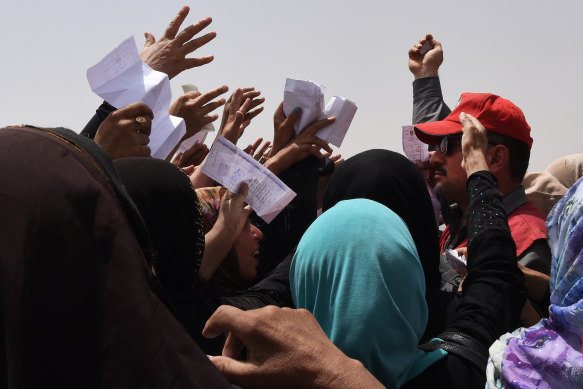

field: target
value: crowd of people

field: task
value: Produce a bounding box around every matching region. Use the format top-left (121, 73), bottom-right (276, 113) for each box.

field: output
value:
top-left (1, 7), bottom-right (582, 389)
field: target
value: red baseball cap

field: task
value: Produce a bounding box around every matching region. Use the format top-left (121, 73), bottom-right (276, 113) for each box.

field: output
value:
top-left (414, 93), bottom-right (533, 149)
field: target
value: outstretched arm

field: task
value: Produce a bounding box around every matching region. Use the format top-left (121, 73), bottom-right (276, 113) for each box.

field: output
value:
top-left (408, 34), bottom-right (451, 125)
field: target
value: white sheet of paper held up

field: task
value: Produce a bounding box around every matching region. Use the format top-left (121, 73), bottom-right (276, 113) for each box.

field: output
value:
top-left (402, 125), bottom-right (429, 163)
top-left (282, 78), bottom-right (356, 147)
top-left (201, 136), bottom-right (296, 223)
top-left (316, 96), bottom-right (357, 147)
top-left (86, 36), bottom-right (185, 159)
top-left (283, 78), bottom-right (325, 135)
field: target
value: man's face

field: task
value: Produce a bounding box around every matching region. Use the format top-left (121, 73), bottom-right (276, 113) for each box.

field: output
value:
top-left (429, 135), bottom-right (468, 206)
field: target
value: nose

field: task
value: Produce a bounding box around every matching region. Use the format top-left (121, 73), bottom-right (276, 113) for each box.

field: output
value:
top-left (251, 224), bottom-right (263, 241)
top-left (430, 148), bottom-right (444, 166)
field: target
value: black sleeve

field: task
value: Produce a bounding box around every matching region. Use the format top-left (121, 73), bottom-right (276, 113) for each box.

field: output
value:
top-left (447, 171), bottom-right (526, 349)
top-left (518, 238), bottom-right (552, 275)
top-left (80, 101), bottom-right (117, 138)
top-left (412, 77), bottom-right (451, 125)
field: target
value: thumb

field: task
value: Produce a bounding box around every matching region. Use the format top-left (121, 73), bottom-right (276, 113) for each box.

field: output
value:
top-left (143, 32), bottom-right (155, 47)
top-left (234, 183), bottom-right (249, 202)
top-left (210, 356), bottom-right (254, 384)
top-left (282, 107), bottom-right (301, 130)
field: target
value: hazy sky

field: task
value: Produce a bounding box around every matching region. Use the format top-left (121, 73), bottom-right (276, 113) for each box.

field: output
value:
top-left (2, 0), bottom-right (581, 171)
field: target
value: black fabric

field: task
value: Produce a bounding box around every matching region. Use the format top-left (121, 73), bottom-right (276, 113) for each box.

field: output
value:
top-left (418, 331), bottom-right (488, 376)
top-left (223, 248), bottom-right (295, 310)
top-left (412, 76), bottom-right (451, 125)
top-left (253, 155), bottom-right (333, 278)
top-left (406, 171), bottom-right (525, 387)
top-left (81, 101), bottom-right (117, 138)
top-left (321, 149), bottom-right (449, 341)
top-left (0, 126), bottom-right (230, 388)
top-left (114, 158), bottom-right (224, 355)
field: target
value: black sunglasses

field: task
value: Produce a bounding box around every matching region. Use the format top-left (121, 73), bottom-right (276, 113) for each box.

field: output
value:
top-left (431, 134), bottom-right (462, 155)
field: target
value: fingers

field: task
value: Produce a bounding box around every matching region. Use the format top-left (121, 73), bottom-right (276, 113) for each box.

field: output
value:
top-left (175, 17), bottom-right (213, 45)
top-left (280, 106), bottom-right (301, 131)
top-left (304, 116), bottom-right (335, 136)
top-left (181, 164), bottom-right (196, 175)
top-left (143, 32), bottom-right (156, 47)
top-left (181, 31), bottom-right (217, 54)
top-left (163, 6), bottom-right (190, 39)
top-left (239, 98), bottom-right (252, 115)
top-left (117, 102), bottom-right (154, 120)
top-left (245, 106), bottom-right (264, 122)
top-left (183, 55), bottom-right (215, 69)
top-left (210, 356), bottom-right (253, 385)
top-left (235, 182), bottom-right (249, 199)
top-left (254, 141), bottom-right (271, 161)
top-left (198, 85), bottom-right (229, 105)
top-left (222, 331), bottom-right (246, 359)
top-left (203, 305), bottom-right (253, 339)
top-left (248, 138), bottom-right (263, 156)
top-left (309, 136), bottom-right (333, 154)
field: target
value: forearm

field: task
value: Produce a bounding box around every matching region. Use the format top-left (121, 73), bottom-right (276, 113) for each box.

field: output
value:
top-left (412, 77), bottom-right (451, 125)
top-left (449, 172), bottom-right (525, 347)
top-left (189, 156), bottom-right (215, 188)
top-left (200, 226), bottom-right (236, 281)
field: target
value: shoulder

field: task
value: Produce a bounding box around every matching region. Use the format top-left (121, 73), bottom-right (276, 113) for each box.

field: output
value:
top-left (508, 202), bottom-right (548, 256)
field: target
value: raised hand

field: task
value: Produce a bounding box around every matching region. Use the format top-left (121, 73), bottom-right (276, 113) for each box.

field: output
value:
top-left (219, 87), bottom-right (264, 137)
top-left (172, 142), bottom-right (209, 168)
top-left (460, 112), bottom-right (489, 176)
top-left (94, 102), bottom-right (154, 160)
top-left (169, 85), bottom-right (228, 138)
top-left (270, 102), bottom-right (301, 157)
top-left (265, 117), bottom-right (335, 175)
top-left (408, 33), bottom-right (443, 79)
top-left (140, 6), bottom-right (216, 79)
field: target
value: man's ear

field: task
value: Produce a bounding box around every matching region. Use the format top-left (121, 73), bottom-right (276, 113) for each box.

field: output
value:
top-left (486, 145), bottom-right (509, 175)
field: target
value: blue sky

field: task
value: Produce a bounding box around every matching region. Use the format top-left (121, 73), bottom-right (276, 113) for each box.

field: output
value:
top-left (2, 0), bottom-right (581, 171)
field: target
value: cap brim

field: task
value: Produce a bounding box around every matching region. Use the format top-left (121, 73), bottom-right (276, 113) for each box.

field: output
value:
top-left (414, 119), bottom-right (463, 145)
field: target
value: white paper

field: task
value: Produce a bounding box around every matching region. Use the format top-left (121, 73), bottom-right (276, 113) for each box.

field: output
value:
top-left (283, 78), bottom-right (356, 147)
top-left (403, 125), bottom-right (440, 225)
top-left (86, 36), bottom-right (185, 159)
top-left (316, 96), bottom-right (357, 147)
top-left (402, 125), bottom-right (429, 163)
top-left (283, 78), bottom-right (325, 135)
top-left (445, 249), bottom-right (467, 274)
top-left (201, 136), bottom-right (296, 223)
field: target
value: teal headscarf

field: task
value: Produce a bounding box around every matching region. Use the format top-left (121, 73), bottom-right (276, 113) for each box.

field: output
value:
top-left (291, 199), bottom-right (446, 388)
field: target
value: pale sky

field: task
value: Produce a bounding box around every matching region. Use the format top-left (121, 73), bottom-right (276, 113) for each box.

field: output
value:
top-left (2, 0), bottom-right (581, 171)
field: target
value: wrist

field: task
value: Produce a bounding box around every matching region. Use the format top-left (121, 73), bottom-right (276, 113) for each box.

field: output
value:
top-left (414, 68), bottom-right (439, 79)
top-left (320, 356), bottom-right (383, 389)
top-left (264, 155), bottom-right (284, 175)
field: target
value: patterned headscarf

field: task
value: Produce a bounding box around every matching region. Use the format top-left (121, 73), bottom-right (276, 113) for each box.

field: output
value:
top-left (486, 177), bottom-right (583, 389)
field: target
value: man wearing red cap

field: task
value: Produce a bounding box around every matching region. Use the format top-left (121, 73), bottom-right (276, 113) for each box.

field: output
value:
top-left (408, 35), bottom-right (550, 317)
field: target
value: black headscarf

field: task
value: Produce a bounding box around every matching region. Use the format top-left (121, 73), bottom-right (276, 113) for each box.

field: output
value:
top-left (114, 158), bottom-right (226, 354)
top-left (322, 149), bottom-right (448, 340)
top-left (0, 126), bottom-right (230, 388)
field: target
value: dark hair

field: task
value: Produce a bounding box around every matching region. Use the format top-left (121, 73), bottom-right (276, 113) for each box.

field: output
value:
top-left (487, 132), bottom-right (530, 182)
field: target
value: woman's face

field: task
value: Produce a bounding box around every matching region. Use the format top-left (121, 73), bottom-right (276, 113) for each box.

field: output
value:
top-left (234, 220), bottom-right (263, 281)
